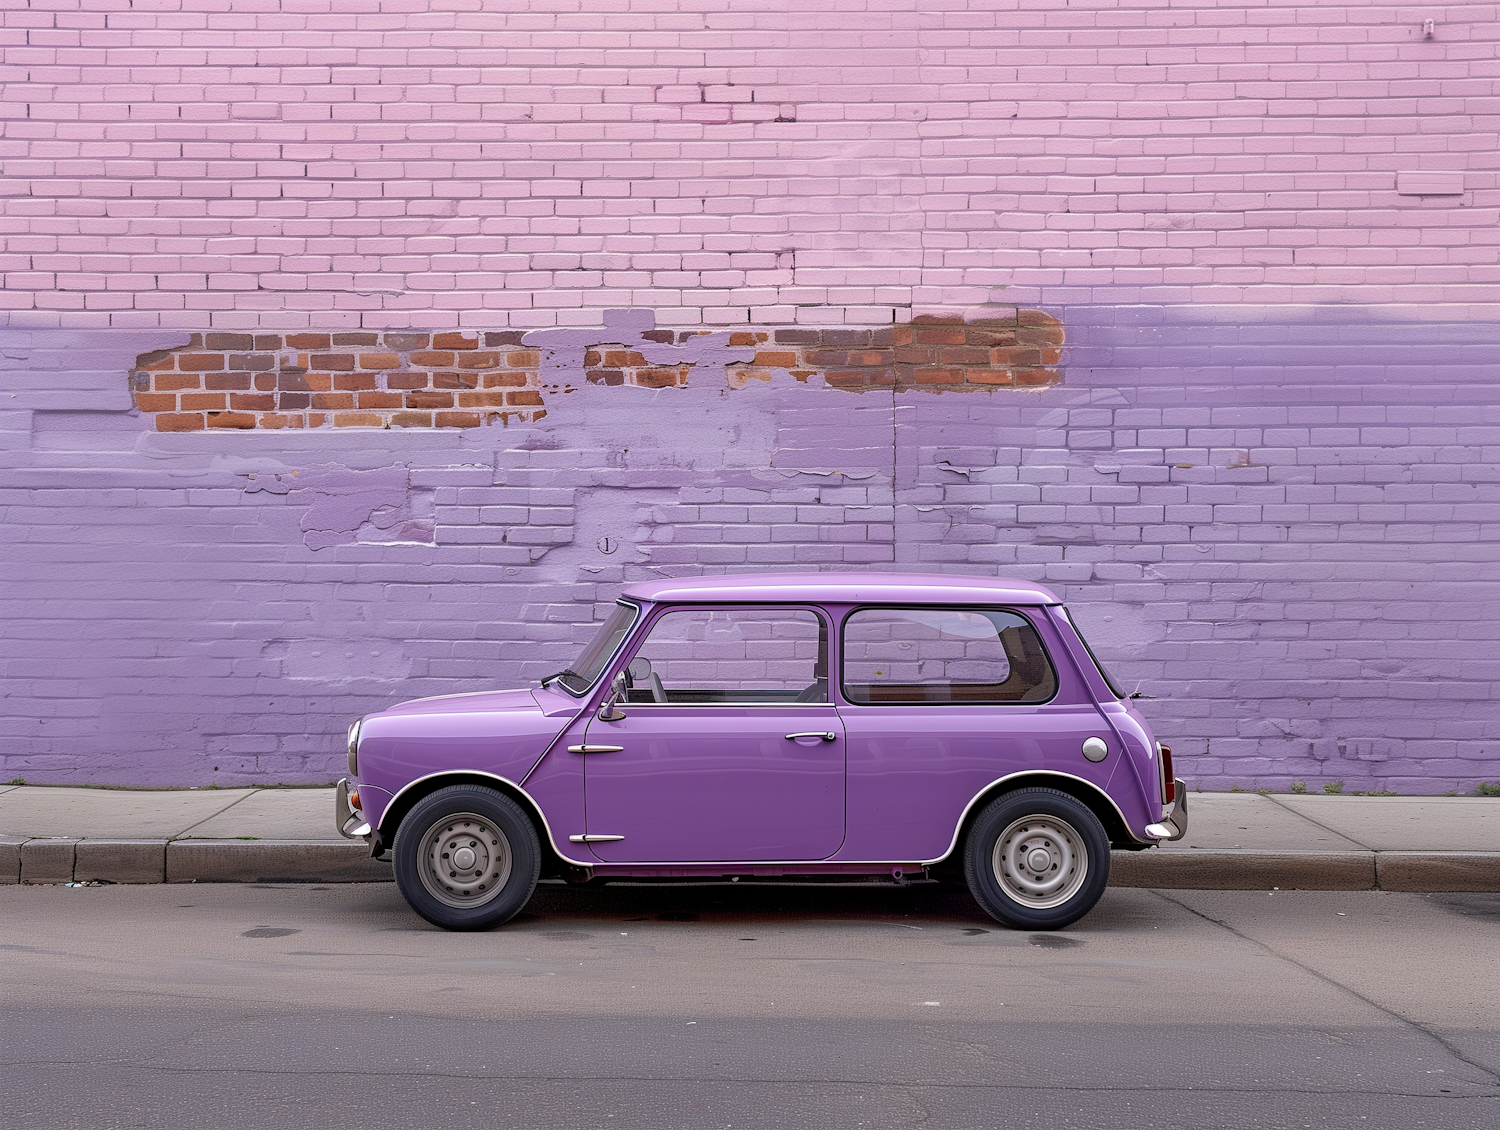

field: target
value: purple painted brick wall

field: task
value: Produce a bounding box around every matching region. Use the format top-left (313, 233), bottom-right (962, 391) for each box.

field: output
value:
top-left (2, 307), bottom-right (1499, 792)
top-left (3, 3), bottom-right (1499, 791)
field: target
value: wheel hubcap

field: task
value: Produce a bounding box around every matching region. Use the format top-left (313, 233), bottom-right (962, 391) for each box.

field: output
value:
top-left (416, 813), bottom-right (512, 910)
top-left (993, 815), bottom-right (1089, 910)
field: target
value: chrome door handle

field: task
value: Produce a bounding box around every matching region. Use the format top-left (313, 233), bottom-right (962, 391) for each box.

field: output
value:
top-left (568, 744), bottom-right (625, 754)
top-left (784, 731), bottom-right (837, 742)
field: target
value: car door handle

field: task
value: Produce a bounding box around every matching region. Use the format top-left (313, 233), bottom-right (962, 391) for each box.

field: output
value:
top-left (568, 744), bottom-right (625, 754)
top-left (784, 732), bottom-right (837, 742)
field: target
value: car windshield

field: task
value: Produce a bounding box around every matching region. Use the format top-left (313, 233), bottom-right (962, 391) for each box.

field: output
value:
top-left (545, 601), bottom-right (638, 695)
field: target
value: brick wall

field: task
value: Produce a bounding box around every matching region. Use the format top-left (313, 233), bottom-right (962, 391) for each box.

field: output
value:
top-left (4, 308), bottom-right (1500, 794)
top-left (128, 313), bottom-right (1064, 430)
top-left (4, 2), bottom-right (1500, 793)
top-left (4, 1), bottom-right (1500, 329)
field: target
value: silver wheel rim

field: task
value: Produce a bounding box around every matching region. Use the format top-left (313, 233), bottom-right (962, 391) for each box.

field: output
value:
top-left (417, 812), bottom-right (512, 910)
top-left (992, 814), bottom-right (1089, 910)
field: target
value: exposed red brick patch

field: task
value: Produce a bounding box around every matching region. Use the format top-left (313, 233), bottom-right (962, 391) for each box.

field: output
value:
top-left (131, 312), bottom-right (1062, 431)
top-left (743, 311), bottom-right (1065, 393)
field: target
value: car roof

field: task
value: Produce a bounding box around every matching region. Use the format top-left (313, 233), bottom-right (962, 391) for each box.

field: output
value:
top-left (620, 572), bottom-right (1061, 606)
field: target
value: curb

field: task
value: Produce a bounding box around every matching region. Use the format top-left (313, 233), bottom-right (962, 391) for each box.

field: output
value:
top-left (1375, 851), bottom-right (1500, 892)
top-left (1109, 849), bottom-right (1378, 890)
top-left (1, 839), bottom-right (1496, 892)
top-left (0, 837), bottom-right (390, 885)
top-left (1108, 848), bottom-right (1500, 892)
top-left (167, 840), bottom-right (391, 884)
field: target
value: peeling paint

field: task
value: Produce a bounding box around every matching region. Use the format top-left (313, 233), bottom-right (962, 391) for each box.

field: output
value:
top-left (285, 464), bottom-right (412, 550)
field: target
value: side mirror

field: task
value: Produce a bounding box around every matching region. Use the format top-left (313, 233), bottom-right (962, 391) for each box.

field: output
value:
top-left (598, 670), bottom-right (628, 722)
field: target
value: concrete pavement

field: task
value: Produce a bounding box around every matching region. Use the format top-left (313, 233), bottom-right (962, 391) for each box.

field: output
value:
top-left (3, 882), bottom-right (1498, 1128)
top-left (0, 783), bottom-right (1496, 889)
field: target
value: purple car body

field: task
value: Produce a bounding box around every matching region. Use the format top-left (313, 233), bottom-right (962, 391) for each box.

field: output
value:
top-left (337, 574), bottom-right (1187, 930)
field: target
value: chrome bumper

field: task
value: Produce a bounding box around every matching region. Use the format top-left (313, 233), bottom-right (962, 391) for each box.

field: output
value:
top-left (1143, 779), bottom-right (1188, 841)
top-left (335, 777), bottom-right (370, 840)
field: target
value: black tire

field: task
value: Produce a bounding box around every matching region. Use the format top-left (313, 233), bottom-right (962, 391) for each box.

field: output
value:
top-left (393, 784), bottom-right (541, 931)
top-left (962, 787), bottom-right (1110, 930)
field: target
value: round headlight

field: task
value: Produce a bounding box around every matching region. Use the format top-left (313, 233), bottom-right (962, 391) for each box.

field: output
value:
top-left (346, 718), bottom-right (363, 776)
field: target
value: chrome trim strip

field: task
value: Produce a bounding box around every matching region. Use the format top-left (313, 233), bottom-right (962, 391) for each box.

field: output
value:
top-left (598, 702), bottom-right (836, 709)
top-left (569, 834), bottom-right (626, 843)
top-left (546, 599), bottom-right (643, 699)
top-left (930, 769), bottom-right (1145, 861)
top-left (568, 744), bottom-right (625, 754)
top-left (378, 770), bottom-right (1146, 870)
top-left (379, 769), bottom-right (596, 867)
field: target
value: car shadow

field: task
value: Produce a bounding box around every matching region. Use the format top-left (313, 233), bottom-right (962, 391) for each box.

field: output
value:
top-left (504, 877), bottom-right (1162, 937)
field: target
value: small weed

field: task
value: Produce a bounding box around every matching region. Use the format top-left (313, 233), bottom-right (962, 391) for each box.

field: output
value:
top-left (1290, 781), bottom-right (1307, 794)
top-left (1477, 782), bottom-right (1500, 797)
top-left (1354, 790), bottom-right (1398, 797)
top-left (5, 777), bottom-right (24, 786)
top-left (1229, 785), bottom-right (1243, 793)
top-left (1445, 791), bottom-right (1459, 797)
top-left (1323, 780), bottom-right (1345, 795)
top-left (1256, 787), bottom-right (1272, 795)
top-left (233, 836), bottom-right (260, 841)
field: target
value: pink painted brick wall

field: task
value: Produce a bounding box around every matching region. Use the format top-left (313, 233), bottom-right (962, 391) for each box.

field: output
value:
top-left (4, 0), bottom-right (1500, 329)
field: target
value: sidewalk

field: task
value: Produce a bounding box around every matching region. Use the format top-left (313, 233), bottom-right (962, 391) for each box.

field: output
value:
top-left (1, 784), bottom-right (1496, 890)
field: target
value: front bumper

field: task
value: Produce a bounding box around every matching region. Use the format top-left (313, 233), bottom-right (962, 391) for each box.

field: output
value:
top-left (1143, 779), bottom-right (1188, 841)
top-left (335, 777), bottom-right (371, 840)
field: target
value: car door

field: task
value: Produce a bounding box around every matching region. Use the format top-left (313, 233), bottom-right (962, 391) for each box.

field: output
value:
top-left (836, 605), bottom-right (1116, 862)
top-left (579, 605), bottom-right (845, 863)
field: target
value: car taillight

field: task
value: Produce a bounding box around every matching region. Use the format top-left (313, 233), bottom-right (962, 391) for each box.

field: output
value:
top-left (1159, 744), bottom-right (1175, 805)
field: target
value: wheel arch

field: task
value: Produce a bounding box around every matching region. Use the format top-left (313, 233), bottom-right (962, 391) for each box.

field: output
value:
top-left (376, 771), bottom-right (590, 876)
top-left (934, 771), bottom-right (1138, 866)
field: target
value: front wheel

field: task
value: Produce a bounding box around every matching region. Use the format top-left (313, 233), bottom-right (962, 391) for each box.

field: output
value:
top-left (963, 787), bottom-right (1110, 930)
top-left (393, 784), bottom-right (541, 931)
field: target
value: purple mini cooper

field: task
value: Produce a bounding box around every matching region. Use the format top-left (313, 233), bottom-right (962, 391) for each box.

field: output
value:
top-left (336, 574), bottom-right (1186, 931)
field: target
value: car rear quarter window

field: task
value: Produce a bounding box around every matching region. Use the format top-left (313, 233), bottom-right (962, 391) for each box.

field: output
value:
top-left (841, 607), bottom-right (1056, 705)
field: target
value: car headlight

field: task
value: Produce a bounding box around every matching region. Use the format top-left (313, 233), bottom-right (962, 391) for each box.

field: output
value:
top-left (347, 718), bottom-right (363, 776)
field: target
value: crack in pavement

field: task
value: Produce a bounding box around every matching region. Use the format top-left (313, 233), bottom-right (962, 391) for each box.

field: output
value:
top-left (1151, 889), bottom-right (1500, 1087)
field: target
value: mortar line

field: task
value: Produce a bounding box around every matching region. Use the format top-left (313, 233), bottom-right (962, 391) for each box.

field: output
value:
top-left (1261, 793), bottom-right (1373, 850)
top-left (1150, 889), bottom-right (1500, 1086)
top-left (172, 790), bottom-right (264, 840)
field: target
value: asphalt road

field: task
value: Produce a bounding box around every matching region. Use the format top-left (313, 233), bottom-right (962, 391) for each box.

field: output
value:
top-left (2, 880), bottom-right (1498, 1129)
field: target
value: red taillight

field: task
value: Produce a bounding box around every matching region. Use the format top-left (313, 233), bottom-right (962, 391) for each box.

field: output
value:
top-left (1159, 745), bottom-right (1175, 805)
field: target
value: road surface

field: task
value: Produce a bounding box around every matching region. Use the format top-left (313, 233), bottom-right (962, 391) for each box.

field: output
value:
top-left (3, 880), bottom-right (1497, 1128)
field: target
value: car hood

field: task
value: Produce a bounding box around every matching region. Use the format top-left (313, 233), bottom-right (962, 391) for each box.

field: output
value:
top-left (376, 687), bottom-right (542, 718)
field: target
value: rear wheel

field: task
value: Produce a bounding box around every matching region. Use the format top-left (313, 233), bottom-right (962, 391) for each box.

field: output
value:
top-left (963, 787), bottom-right (1110, 930)
top-left (393, 785), bottom-right (540, 931)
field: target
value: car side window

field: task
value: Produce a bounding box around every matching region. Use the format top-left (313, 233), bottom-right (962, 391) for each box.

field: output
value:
top-left (624, 607), bottom-right (830, 705)
top-left (841, 607), bottom-right (1056, 704)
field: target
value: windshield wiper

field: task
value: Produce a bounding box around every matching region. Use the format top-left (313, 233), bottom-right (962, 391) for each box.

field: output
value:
top-left (540, 668), bottom-right (583, 688)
